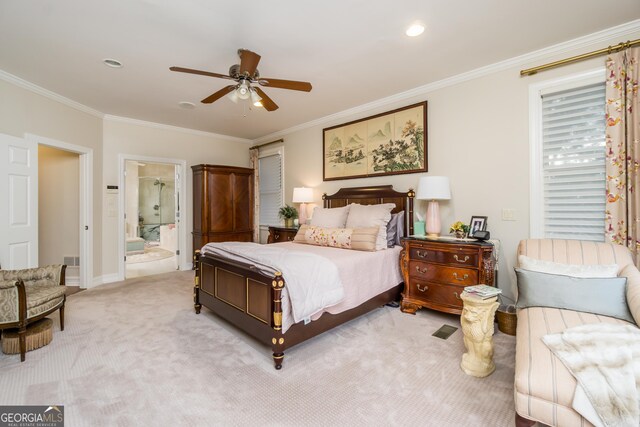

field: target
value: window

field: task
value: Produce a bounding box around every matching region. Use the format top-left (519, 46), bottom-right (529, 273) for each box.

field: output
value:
top-left (258, 149), bottom-right (283, 226)
top-left (530, 70), bottom-right (606, 241)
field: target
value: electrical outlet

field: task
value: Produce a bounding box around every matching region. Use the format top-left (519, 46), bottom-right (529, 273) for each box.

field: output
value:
top-left (502, 208), bottom-right (516, 221)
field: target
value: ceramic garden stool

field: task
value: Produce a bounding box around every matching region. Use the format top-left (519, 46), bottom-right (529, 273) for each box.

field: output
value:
top-left (460, 292), bottom-right (499, 377)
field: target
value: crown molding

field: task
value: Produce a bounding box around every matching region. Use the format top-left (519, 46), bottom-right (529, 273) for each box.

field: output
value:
top-left (103, 114), bottom-right (253, 143)
top-left (0, 69), bottom-right (104, 118)
top-left (253, 19), bottom-right (640, 143)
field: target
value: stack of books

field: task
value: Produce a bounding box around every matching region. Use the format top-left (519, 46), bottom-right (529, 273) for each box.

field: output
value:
top-left (463, 284), bottom-right (502, 299)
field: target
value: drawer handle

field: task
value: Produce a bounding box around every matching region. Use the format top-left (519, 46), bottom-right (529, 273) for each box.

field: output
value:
top-left (452, 272), bottom-right (469, 281)
top-left (416, 250), bottom-right (428, 258)
top-left (454, 292), bottom-right (461, 300)
top-left (454, 255), bottom-right (469, 263)
top-left (274, 233), bottom-right (280, 240)
top-left (416, 283), bottom-right (429, 292)
top-left (287, 236), bottom-right (293, 241)
top-left (415, 266), bottom-right (429, 274)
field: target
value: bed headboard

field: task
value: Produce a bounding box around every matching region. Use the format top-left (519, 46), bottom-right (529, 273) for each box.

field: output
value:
top-left (322, 185), bottom-right (415, 235)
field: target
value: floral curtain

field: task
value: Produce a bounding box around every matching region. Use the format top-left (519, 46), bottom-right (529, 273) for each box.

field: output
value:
top-left (605, 47), bottom-right (640, 265)
top-left (250, 148), bottom-right (260, 243)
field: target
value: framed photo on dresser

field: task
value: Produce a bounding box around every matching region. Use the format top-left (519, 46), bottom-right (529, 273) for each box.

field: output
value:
top-left (468, 216), bottom-right (487, 238)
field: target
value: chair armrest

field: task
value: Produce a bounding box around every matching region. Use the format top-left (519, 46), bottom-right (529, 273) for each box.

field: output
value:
top-left (0, 281), bottom-right (21, 323)
top-left (0, 279), bottom-right (17, 290)
top-left (621, 264), bottom-right (640, 325)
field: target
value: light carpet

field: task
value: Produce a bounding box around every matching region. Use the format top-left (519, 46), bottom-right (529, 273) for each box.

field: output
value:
top-left (0, 271), bottom-right (517, 426)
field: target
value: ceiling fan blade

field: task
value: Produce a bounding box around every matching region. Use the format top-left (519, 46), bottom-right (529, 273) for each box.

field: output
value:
top-left (201, 85), bottom-right (237, 104)
top-left (258, 78), bottom-right (312, 92)
top-left (170, 66), bottom-right (234, 80)
top-left (254, 87), bottom-right (279, 111)
top-left (238, 49), bottom-right (261, 77)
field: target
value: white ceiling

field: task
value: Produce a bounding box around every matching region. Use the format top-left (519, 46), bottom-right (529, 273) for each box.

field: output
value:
top-left (1, 1), bottom-right (639, 140)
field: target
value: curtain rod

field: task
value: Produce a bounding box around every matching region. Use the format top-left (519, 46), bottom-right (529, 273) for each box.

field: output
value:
top-left (249, 138), bottom-right (284, 150)
top-left (520, 38), bottom-right (640, 77)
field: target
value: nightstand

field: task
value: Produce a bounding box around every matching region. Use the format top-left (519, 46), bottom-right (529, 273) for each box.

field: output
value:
top-left (267, 226), bottom-right (299, 244)
top-left (400, 237), bottom-right (494, 315)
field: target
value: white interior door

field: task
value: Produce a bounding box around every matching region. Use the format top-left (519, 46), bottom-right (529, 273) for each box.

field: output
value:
top-left (174, 165), bottom-right (180, 269)
top-left (0, 133), bottom-right (38, 269)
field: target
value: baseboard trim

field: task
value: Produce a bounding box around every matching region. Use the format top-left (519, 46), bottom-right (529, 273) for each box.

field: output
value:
top-left (91, 273), bottom-right (119, 287)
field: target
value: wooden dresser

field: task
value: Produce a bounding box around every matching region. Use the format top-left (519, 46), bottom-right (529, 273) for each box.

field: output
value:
top-left (192, 164), bottom-right (254, 254)
top-left (267, 226), bottom-right (299, 244)
top-left (400, 237), bottom-right (494, 315)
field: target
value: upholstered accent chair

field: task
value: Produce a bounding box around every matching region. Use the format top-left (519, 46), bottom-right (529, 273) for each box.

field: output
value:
top-left (0, 265), bottom-right (67, 361)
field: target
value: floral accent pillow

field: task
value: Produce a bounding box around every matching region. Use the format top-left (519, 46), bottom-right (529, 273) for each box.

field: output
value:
top-left (293, 225), bottom-right (378, 251)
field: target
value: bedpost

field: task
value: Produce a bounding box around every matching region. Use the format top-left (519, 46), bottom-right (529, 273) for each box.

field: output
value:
top-left (407, 188), bottom-right (415, 236)
top-left (271, 271), bottom-right (285, 370)
top-left (194, 249), bottom-right (202, 314)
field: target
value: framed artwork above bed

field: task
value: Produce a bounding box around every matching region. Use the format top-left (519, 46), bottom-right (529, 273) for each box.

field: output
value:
top-left (323, 101), bottom-right (427, 181)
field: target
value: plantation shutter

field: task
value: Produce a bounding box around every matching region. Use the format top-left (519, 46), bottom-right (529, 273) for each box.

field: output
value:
top-left (541, 82), bottom-right (606, 241)
top-left (259, 154), bottom-right (283, 226)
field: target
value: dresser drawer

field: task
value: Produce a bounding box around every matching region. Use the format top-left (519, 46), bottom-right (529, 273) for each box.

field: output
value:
top-left (409, 246), bottom-right (478, 267)
top-left (409, 260), bottom-right (478, 286)
top-left (408, 280), bottom-right (464, 310)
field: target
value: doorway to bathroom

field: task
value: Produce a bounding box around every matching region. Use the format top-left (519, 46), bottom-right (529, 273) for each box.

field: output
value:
top-left (123, 159), bottom-right (181, 278)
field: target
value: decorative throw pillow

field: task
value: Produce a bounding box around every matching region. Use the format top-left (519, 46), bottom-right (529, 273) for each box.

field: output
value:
top-left (515, 268), bottom-right (633, 323)
top-left (310, 205), bottom-right (351, 228)
top-left (386, 211), bottom-right (405, 247)
top-left (292, 225), bottom-right (378, 251)
top-left (346, 203), bottom-right (395, 251)
top-left (518, 255), bottom-right (618, 278)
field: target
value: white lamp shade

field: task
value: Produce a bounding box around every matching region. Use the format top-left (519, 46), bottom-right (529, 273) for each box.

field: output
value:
top-left (292, 187), bottom-right (314, 203)
top-left (416, 176), bottom-right (451, 200)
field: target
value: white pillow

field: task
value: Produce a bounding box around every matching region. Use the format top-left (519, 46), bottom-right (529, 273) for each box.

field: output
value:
top-left (518, 255), bottom-right (618, 278)
top-left (310, 205), bottom-right (351, 228)
top-left (345, 203), bottom-right (395, 250)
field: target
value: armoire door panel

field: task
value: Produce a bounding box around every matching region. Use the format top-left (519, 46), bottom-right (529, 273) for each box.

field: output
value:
top-left (233, 174), bottom-right (252, 231)
top-left (207, 173), bottom-right (233, 232)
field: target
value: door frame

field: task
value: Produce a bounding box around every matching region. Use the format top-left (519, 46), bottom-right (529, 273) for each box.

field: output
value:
top-left (118, 154), bottom-right (187, 281)
top-left (25, 133), bottom-right (94, 289)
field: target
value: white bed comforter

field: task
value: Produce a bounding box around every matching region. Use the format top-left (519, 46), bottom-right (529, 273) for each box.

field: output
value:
top-left (201, 242), bottom-right (345, 331)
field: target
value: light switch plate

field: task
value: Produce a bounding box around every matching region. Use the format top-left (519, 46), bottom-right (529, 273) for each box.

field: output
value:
top-left (502, 208), bottom-right (516, 221)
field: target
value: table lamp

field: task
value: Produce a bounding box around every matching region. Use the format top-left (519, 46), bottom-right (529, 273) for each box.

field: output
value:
top-left (416, 176), bottom-right (451, 238)
top-left (292, 187), bottom-right (314, 225)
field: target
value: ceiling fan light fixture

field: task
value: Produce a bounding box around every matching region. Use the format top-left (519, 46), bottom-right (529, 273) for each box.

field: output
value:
top-left (250, 88), bottom-right (262, 105)
top-left (236, 81), bottom-right (251, 100)
top-left (253, 101), bottom-right (263, 107)
top-left (227, 88), bottom-right (239, 103)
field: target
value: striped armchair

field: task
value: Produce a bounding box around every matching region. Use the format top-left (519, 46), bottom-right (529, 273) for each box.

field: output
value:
top-left (514, 239), bottom-right (640, 427)
top-left (0, 265), bottom-right (67, 361)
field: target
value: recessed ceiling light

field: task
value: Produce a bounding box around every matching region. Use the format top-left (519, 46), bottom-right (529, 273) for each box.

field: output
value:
top-left (178, 101), bottom-right (196, 110)
top-left (103, 58), bottom-right (123, 68)
top-left (405, 24), bottom-right (425, 37)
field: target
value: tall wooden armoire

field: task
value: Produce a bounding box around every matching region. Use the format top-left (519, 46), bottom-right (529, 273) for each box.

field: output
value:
top-left (192, 164), bottom-right (254, 254)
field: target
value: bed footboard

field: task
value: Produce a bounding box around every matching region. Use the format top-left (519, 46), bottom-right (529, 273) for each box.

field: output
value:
top-left (194, 250), bottom-right (287, 369)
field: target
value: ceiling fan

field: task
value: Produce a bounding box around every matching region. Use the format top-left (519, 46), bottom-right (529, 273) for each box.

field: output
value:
top-left (170, 49), bottom-right (312, 112)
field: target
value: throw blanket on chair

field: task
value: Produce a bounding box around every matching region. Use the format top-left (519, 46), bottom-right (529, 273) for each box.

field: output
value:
top-left (543, 323), bottom-right (640, 427)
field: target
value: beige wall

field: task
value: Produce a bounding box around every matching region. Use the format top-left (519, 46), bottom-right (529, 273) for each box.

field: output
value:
top-left (272, 30), bottom-right (640, 301)
top-left (0, 79), bottom-right (103, 280)
top-left (38, 146), bottom-right (80, 276)
top-left (102, 119), bottom-right (251, 276)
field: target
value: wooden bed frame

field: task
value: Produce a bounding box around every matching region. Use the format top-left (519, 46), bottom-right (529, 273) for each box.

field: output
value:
top-left (193, 185), bottom-right (414, 369)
